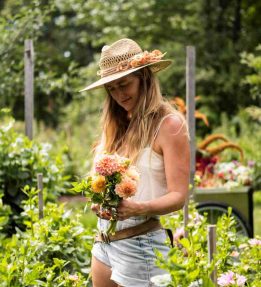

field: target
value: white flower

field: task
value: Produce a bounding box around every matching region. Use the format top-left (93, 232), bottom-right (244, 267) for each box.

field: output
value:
top-left (50, 164), bottom-right (59, 173)
top-left (150, 274), bottom-right (172, 287)
top-left (41, 143), bottom-right (52, 157)
top-left (188, 279), bottom-right (203, 287)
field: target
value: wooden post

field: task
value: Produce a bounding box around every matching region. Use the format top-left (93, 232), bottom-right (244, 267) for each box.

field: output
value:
top-left (24, 39), bottom-right (34, 140)
top-left (208, 225), bottom-right (217, 285)
top-left (37, 173), bottom-right (44, 219)
top-left (184, 46), bottom-right (196, 237)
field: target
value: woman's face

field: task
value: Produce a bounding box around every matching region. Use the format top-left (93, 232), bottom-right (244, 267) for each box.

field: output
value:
top-left (105, 74), bottom-right (140, 114)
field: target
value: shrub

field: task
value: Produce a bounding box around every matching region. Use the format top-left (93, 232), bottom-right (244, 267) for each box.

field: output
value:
top-left (0, 109), bottom-right (69, 235)
top-left (0, 186), bottom-right (93, 286)
top-left (152, 203), bottom-right (261, 287)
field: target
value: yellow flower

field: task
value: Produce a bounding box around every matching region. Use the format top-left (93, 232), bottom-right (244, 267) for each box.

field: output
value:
top-left (91, 175), bottom-right (106, 193)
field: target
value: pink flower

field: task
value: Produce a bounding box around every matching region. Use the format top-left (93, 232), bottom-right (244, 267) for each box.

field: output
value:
top-left (248, 238), bottom-right (261, 246)
top-left (218, 271), bottom-right (235, 286)
top-left (173, 227), bottom-right (185, 243)
top-left (95, 154), bottom-right (119, 176)
top-left (115, 177), bottom-right (137, 198)
top-left (218, 271), bottom-right (246, 287)
top-left (236, 274), bottom-right (247, 286)
top-left (230, 251), bottom-right (239, 257)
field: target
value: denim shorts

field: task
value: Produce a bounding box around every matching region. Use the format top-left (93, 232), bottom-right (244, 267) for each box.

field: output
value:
top-left (91, 216), bottom-right (170, 287)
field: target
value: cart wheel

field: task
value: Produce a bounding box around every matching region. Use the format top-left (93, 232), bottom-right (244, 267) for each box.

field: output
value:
top-left (196, 202), bottom-right (252, 237)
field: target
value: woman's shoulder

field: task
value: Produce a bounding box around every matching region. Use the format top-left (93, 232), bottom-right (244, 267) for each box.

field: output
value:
top-left (159, 112), bottom-right (186, 136)
top-left (152, 112), bottom-right (188, 154)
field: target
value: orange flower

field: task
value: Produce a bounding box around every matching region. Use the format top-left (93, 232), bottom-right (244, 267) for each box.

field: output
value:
top-left (117, 156), bottom-right (130, 173)
top-left (151, 49), bottom-right (162, 57)
top-left (91, 175), bottom-right (106, 193)
top-left (115, 177), bottom-right (137, 199)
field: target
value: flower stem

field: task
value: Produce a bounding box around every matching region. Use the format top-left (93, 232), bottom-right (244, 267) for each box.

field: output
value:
top-left (106, 219), bottom-right (117, 235)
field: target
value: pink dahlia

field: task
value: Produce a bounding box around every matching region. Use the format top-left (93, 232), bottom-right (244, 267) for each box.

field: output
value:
top-left (115, 177), bottom-right (137, 199)
top-left (95, 154), bottom-right (119, 176)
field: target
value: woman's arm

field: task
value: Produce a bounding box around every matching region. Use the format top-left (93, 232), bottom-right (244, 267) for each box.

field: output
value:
top-left (117, 115), bottom-right (190, 220)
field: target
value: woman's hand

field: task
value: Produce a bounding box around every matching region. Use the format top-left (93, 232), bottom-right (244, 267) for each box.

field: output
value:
top-left (91, 203), bottom-right (112, 220)
top-left (116, 199), bottom-right (145, 220)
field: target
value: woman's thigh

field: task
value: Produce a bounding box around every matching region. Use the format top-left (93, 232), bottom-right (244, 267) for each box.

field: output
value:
top-left (91, 255), bottom-right (118, 287)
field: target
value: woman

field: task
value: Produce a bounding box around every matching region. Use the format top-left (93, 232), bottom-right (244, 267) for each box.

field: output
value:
top-left (80, 38), bottom-right (190, 287)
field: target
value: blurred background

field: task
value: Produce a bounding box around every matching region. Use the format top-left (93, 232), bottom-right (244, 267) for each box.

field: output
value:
top-left (0, 0), bottom-right (260, 234)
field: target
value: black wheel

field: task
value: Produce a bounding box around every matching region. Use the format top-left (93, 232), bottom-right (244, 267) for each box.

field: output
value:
top-left (196, 202), bottom-right (252, 237)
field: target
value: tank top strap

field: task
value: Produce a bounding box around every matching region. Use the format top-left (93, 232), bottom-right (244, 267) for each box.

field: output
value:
top-left (153, 114), bottom-right (174, 141)
top-left (153, 113), bottom-right (185, 141)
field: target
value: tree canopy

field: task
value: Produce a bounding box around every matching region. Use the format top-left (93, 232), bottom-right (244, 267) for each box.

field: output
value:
top-left (0, 0), bottom-right (260, 128)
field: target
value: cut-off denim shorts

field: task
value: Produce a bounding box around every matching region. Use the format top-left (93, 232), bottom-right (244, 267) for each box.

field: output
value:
top-left (91, 216), bottom-right (170, 287)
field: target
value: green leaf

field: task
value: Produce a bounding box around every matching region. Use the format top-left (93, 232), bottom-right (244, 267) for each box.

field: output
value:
top-left (179, 238), bottom-right (190, 249)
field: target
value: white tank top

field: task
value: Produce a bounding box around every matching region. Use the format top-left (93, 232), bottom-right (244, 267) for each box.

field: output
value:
top-left (131, 113), bottom-right (185, 202)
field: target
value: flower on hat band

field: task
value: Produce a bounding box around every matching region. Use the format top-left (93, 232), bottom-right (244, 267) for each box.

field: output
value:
top-left (97, 49), bottom-right (166, 77)
top-left (117, 50), bottom-right (166, 71)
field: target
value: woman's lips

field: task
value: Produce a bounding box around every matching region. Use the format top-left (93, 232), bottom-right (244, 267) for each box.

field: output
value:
top-left (122, 98), bottom-right (131, 104)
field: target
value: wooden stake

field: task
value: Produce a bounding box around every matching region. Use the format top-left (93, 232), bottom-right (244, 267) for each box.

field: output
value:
top-left (24, 39), bottom-right (34, 140)
top-left (208, 225), bottom-right (217, 285)
top-left (184, 46), bottom-right (196, 237)
top-left (37, 173), bottom-right (44, 219)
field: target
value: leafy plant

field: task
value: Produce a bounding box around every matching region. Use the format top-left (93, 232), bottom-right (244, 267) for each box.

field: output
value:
top-left (241, 44), bottom-right (261, 103)
top-left (153, 203), bottom-right (261, 286)
top-left (0, 110), bottom-right (69, 235)
top-left (0, 186), bottom-right (93, 286)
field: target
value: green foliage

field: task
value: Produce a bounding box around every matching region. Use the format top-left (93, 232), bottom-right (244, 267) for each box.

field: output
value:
top-left (157, 203), bottom-right (212, 286)
top-left (241, 44), bottom-right (261, 103)
top-left (0, 110), bottom-right (69, 235)
top-left (155, 203), bottom-right (261, 287)
top-left (0, 186), bottom-right (93, 286)
top-left (1, 0), bottom-right (261, 127)
top-left (0, 195), bottom-right (12, 236)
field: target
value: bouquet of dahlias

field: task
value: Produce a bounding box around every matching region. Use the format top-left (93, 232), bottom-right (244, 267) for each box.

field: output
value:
top-left (72, 153), bottom-right (139, 235)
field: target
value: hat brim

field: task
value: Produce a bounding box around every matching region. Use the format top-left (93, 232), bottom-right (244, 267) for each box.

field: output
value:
top-left (79, 60), bottom-right (172, 92)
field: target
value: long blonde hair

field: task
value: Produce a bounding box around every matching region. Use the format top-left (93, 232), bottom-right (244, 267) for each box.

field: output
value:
top-left (100, 67), bottom-right (182, 162)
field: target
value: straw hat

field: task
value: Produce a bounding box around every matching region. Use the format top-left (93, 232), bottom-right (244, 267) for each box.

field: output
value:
top-left (80, 38), bottom-right (172, 92)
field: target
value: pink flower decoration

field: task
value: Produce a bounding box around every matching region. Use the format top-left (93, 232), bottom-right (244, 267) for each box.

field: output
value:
top-left (115, 177), bottom-right (137, 198)
top-left (95, 154), bottom-right (119, 176)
